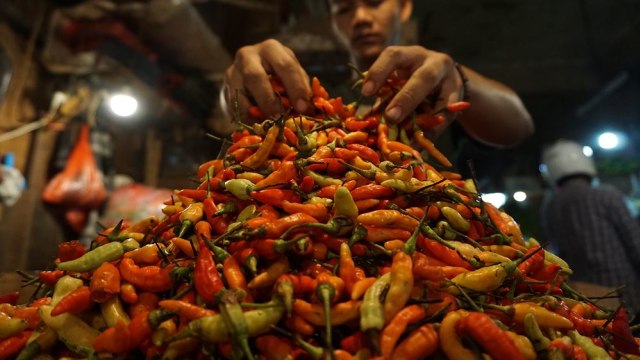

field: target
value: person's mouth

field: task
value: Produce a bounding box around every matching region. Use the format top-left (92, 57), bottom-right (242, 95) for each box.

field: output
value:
top-left (352, 33), bottom-right (382, 47)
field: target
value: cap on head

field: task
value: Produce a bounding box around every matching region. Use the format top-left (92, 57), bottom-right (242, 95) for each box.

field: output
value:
top-left (540, 139), bottom-right (597, 185)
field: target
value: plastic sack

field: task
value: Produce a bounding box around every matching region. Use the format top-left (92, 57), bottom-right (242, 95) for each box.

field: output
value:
top-left (100, 183), bottom-right (172, 228)
top-left (42, 123), bottom-right (106, 209)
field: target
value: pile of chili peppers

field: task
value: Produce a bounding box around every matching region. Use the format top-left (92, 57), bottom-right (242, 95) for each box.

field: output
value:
top-left (2, 75), bottom-right (640, 360)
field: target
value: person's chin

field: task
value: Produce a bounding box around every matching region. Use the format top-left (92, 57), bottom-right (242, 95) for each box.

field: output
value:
top-left (353, 44), bottom-right (384, 66)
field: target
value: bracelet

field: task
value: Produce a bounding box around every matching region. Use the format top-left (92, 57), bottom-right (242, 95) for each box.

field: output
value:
top-left (454, 62), bottom-right (470, 102)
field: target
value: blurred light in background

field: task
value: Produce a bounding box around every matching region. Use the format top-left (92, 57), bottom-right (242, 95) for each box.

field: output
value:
top-left (598, 131), bottom-right (619, 150)
top-left (582, 145), bottom-right (593, 157)
top-left (482, 192), bottom-right (507, 208)
top-left (513, 191), bottom-right (527, 202)
top-left (109, 93), bottom-right (138, 117)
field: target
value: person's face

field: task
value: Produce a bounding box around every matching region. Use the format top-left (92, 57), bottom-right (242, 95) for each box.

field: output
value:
top-left (329, 0), bottom-right (412, 68)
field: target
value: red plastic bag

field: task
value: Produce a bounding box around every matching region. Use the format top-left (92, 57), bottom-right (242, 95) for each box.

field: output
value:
top-left (42, 124), bottom-right (106, 210)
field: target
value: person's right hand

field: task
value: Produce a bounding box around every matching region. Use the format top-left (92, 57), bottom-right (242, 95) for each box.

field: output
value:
top-left (223, 39), bottom-right (312, 120)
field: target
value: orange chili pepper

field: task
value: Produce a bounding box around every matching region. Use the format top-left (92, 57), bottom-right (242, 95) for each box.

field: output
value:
top-left (222, 256), bottom-right (252, 302)
top-left (158, 299), bottom-right (216, 321)
top-left (89, 261), bottom-right (120, 303)
top-left (380, 304), bottom-right (427, 359)
top-left (391, 323), bottom-right (438, 360)
top-left (51, 286), bottom-right (92, 316)
top-left (413, 129), bottom-right (452, 167)
top-left (119, 258), bottom-right (173, 293)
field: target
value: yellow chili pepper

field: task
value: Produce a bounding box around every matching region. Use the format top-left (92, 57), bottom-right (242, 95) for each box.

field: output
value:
top-left (100, 296), bottom-right (131, 327)
top-left (357, 210), bottom-right (419, 231)
top-left (383, 252), bottom-right (414, 323)
top-left (512, 302), bottom-right (573, 329)
top-left (505, 330), bottom-right (537, 360)
top-left (241, 125), bottom-right (280, 169)
top-left (292, 299), bottom-right (361, 326)
top-left (248, 258), bottom-right (290, 289)
top-left (448, 259), bottom-right (520, 293)
top-left (440, 206), bottom-right (470, 232)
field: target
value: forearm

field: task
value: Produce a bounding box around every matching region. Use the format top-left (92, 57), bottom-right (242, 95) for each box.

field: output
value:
top-left (456, 66), bottom-right (534, 148)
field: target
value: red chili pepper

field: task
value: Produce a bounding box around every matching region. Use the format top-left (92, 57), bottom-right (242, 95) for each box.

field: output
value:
top-left (0, 291), bottom-right (19, 306)
top-left (419, 237), bottom-right (474, 270)
top-left (197, 168), bottom-right (235, 191)
top-left (263, 213), bottom-right (319, 238)
top-left (414, 113), bottom-right (445, 129)
top-left (346, 143), bottom-right (381, 165)
top-left (57, 240), bottom-right (87, 262)
top-left (307, 157), bottom-right (347, 174)
top-left (299, 175), bottom-right (315, 193)
top-left (0, 331), bottom-right (31, 359)
top-left (177, 189), bottom-right (208, 201)
top-left (517, 246), bottom-right (545, 276)
top-left (194, 239), bottom-right (224, 303)
top-left (93, 320), bottom-right (131, 354)
top-left (532, 263), bottom-right (562, 283)
top-left (248, 105), bottom-right (265, 119)
top-left (231, 129), bottom-right (250, 143)
top-left (350, 184), bottom-right (395, 201)
top-left (51, 286), bottom-right (92, 316)
top-left (282, 127), bottom-right (298, 145)
top-left (344, 117), bottom-right (372, 132)
top-left (129, 292), bottom-right (159, 318)
top-left (250, 189), bottom-right (300, 207)
top-left (611, 307), bottom-right (640, 355)
top-left (457, 312), bottom-right (524, 360)
top-left (446, 101), bottom-right (471, 112)
top-left (340, 331), bottom-right (366, 355)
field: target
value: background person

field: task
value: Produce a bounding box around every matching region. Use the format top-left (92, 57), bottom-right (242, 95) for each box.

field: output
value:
top-left (540, 139), bottom-right (640, 317)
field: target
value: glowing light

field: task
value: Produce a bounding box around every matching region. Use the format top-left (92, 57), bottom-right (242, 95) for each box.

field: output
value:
top-left (482, 193), bottom-right (507, 209)
top-left (513, 191), bottom-right (527, 202)
top-left (582, 146), bottom-right (593, 157)
top-left (598, 132), bottom-right (619, 150)
top-left (109, 94), bottom-right (138, 117)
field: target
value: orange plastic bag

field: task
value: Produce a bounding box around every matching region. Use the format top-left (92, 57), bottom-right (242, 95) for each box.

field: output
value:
top-left (42, 124), bottom-right (106, 210)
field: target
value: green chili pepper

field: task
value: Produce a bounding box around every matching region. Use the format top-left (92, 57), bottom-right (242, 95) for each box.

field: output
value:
top-left (402, 212), bottom-right (426, 254)
top-left (236, 204), bottom-right (257, 222)
top-left (304, 169), bottom-right (342, 187)
top-left (360, 272), bottom-right (390, 356)
top-left (316, 283), bottom-right (336, 355)
top-left (333, 186), bottom-right (358, 219)
top-left (57, 242), bottom-right (124, 272)
top-left (224, 179), bottom-right (255, 200)
top-left (178, 297), bottom-right (284, 343)
top-left (51, 275), bottom-right (84, 306)
top-left (121, 238), bottom-right (140, 252)
top-left (568, 330), bottom-right (612, 359)
top-left (543, 249), bottom-right (573, 275)
top-left (15, 327), bottom-right (57, 360)
top-left (218, 289), bottom-right (254, 360)
top-left (360, 272), bottom-right (391, 332)
top-left (523, 313), bottom-right (550, 352)
top-left (348, 224), bottom-right (368, 246)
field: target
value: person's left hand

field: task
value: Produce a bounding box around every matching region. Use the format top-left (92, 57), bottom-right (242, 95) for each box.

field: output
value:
top-left (360, 46), bottom-right (463, 126)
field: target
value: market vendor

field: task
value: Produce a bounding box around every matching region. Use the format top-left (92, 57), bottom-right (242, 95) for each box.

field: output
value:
top-left (221, 0), bottom-right (533, 148)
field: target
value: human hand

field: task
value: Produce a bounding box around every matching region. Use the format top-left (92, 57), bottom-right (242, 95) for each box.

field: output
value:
top-left (223, 39), bottom-right (312, 120)
top-left (361, 46), bottom-right (464, 126)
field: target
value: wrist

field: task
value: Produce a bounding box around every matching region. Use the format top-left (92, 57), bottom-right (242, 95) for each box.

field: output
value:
top-left (454, 63), bottom-right (470, 102)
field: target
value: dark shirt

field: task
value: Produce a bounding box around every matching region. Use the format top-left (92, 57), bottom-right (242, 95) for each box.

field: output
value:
top-left (542, 178), bottom-right (640, 314)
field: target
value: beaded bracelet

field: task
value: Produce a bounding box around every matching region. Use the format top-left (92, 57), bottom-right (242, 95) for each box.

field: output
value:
top-left (454, 62), bottom-right (470, 101)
